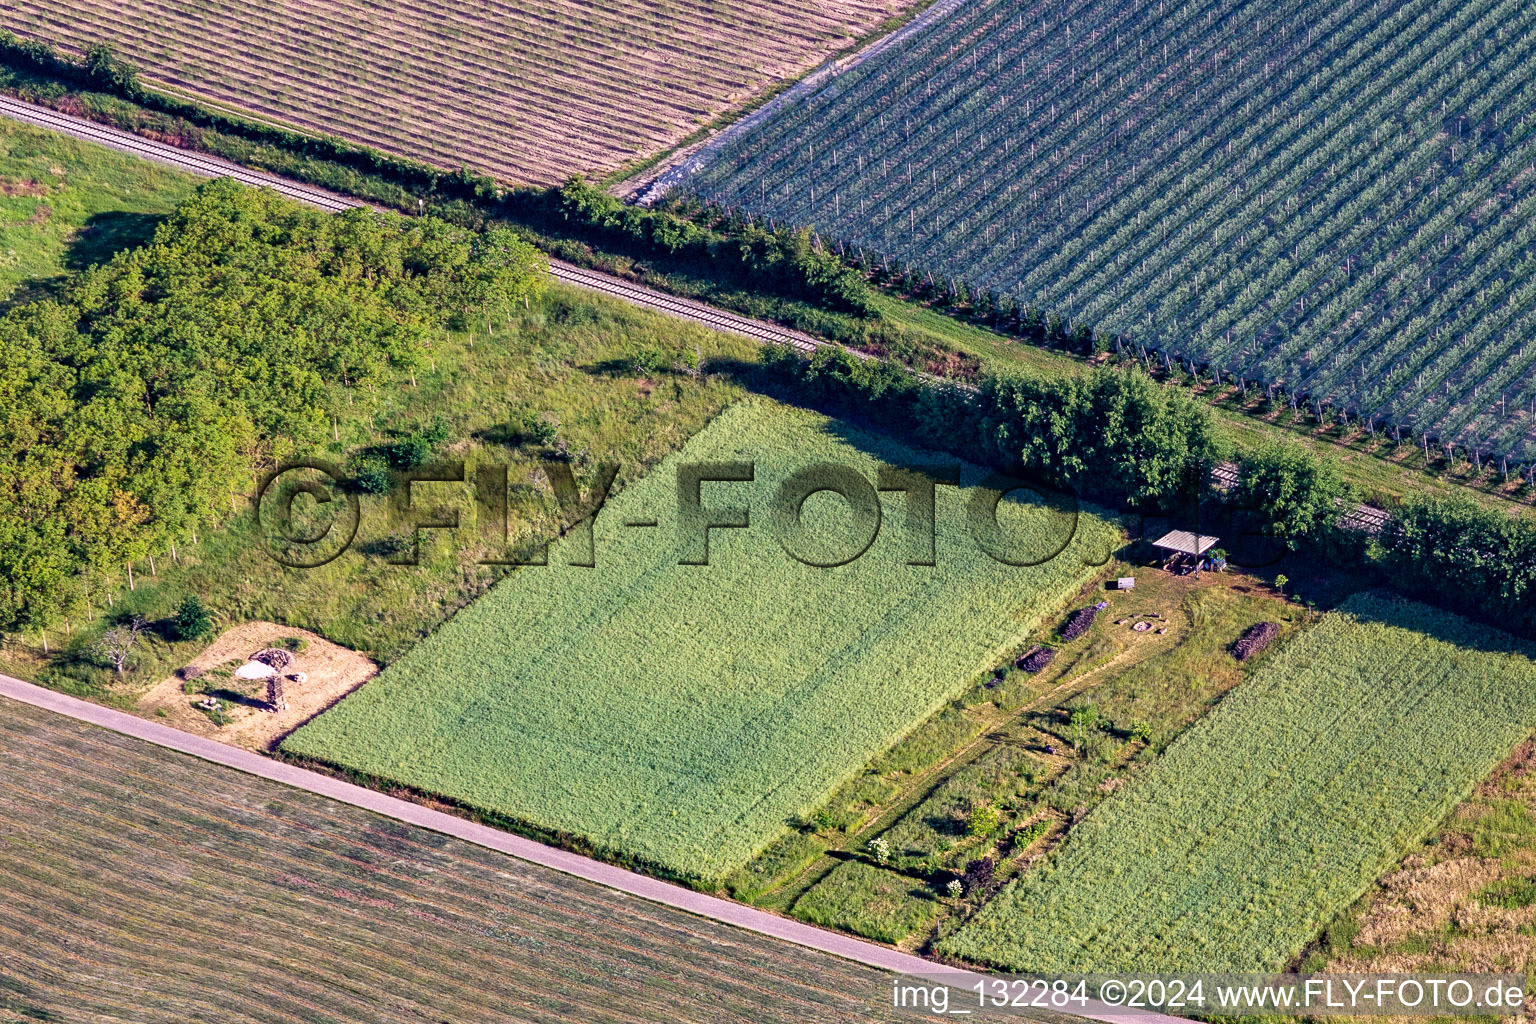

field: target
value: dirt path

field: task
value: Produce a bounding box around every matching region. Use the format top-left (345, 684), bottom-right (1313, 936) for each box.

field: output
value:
top-left (0, 671), bottom-right (1186, 1024)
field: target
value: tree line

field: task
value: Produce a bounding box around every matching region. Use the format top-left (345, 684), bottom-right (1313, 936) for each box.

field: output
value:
top-left (0, 180), bottom-right (544, 634)
top-left (760, 345), bottom-right (1536, 634)
top-left (756, 344), bottom-right (1229, 511)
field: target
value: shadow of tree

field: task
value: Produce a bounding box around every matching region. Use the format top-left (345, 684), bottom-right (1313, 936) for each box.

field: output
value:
top-left (62, 210), bottom-right (166, 273)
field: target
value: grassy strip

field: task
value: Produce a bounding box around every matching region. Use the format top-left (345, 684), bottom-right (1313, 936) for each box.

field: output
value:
top-left (791, 860), bottom-right (942, 944)
top-left (0, 115), bottom-right (197, 300)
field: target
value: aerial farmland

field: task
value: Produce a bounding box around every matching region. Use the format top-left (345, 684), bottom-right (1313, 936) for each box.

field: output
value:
top-left (285, 400), bottom-right (1121, 880)
top-left (2, 0), bottom-right (922, 183)
top-left (6, 0), bottom-right (1536, 1017)
top-left (681, 0), bottom-right (1536, 463)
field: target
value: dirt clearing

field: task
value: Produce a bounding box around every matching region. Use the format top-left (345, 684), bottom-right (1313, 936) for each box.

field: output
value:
top-left (137, 620), bottom-right (375, 751)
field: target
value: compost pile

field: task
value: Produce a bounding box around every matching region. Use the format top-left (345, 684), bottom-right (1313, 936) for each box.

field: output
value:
top-left (1234, 622), bottom-right (1281, 661)
top-left (1016, 647), bottom-right (1056, 674)
top-left (1060, 605), bottom-right (1101, 642)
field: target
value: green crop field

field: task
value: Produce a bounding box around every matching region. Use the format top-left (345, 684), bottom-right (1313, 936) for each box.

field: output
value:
top-left (286, 399), bottom-right (1121, 881)
top-left (684, 0), bottom-right (1536, 463)
top-left (942, 591), bottom-right (1536, 971)
top-left (0, 697), bottom-right (997, 1024)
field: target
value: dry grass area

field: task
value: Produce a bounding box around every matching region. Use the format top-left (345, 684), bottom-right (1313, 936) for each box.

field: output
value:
top-left (7, 0), bottom-right (921, 184)
top-left (1323, 739), bottom-right (1536, 997)
top-left (136, 621), bottom-right (376, 752)
top-left (0, 696), bottom-right (1025, 1024)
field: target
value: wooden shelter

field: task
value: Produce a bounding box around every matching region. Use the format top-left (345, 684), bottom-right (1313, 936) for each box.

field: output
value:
top-left (1150, 530), bottom-right (1220, 557)
top-left (1151, 530), bottom-right (1220, 575)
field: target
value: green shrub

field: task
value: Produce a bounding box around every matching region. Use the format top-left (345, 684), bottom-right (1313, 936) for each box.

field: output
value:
top-left (170, 595), bottom-right (213, 642)
top-left (966, 805), bottom-right (1003, 838)
top-left (351, 454), bottom-right (392, 494)
top-left (518, 412), bottom-right (559, 446)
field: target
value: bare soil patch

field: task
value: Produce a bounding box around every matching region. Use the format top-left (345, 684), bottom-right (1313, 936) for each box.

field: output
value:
top-left (0, 177), bottom-right (48, 196)
top-left (137, 620), bottom-right (375, 751)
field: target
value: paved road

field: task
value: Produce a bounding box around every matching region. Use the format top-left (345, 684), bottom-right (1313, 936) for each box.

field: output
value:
top-left (0, 672), bottom-right (1183, 1024)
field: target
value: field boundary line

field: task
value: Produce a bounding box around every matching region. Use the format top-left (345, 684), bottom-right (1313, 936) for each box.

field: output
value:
top-left (632, 0), bottom-right (970, 204)
top-left (0, 672), bottom-right (1184, 1024)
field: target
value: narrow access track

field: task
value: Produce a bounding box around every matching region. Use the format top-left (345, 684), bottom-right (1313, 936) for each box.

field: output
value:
top-left (0, 672), bottom-right (1183, 1024)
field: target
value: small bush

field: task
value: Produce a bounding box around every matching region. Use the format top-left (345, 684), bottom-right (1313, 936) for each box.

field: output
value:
top-left (351, 454), bottom-right (392, 494)
top-left (171, 595), bottom-right (214, 642)
top-left (386, 434), bottom-right (433, 468)
top-left (967, 805), bottom-right (1003, 838)
top-left (962, 855), bottom-right (996, 895)
top-left (630, 346), bottom-right (669, 377)
top-left (176, 664), bottom-right (204, 682)
top-left (518, 412), bottom-right (559, 446)
top-left (1012, 818), bottom-right (1051, 850)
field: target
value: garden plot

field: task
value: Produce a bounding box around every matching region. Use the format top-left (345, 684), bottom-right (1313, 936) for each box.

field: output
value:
top-left (943, 591), bottom-right (1536, 971)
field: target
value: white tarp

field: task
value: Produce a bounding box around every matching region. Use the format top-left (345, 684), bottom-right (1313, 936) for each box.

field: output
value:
top-left (234, 660), bottom-right (276, 680)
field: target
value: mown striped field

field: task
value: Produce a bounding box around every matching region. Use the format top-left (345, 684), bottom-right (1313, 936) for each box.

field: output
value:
top-left (684, 0), bottom-right (1536, 462)
top-left (0, 696), bottom-right (975, 1024)
top-left (5, 0), bottom-right (918, 184)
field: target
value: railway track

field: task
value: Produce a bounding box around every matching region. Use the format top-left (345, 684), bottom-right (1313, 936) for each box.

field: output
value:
top-left (0, 94), bottom-right (825, 353)
top-left (0, 94), bottom-right (359, 213)
top-left (0, 93), bottom-right (1398, 533)
top-left (545, 258), bottom-right (823, 353)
